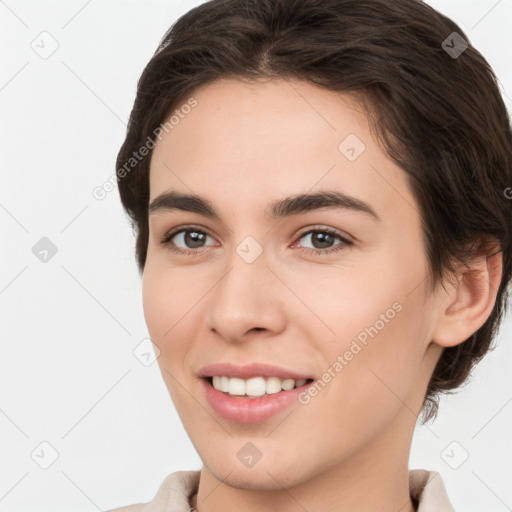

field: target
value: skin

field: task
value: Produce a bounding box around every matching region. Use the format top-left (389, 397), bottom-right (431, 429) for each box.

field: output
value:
top-left (142, 78), bottom-right (502, 512)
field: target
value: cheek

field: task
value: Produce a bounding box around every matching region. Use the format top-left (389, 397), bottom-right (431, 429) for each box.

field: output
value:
top-left (142, 261), bottom-right (194, 334)
top-left (328, 291), bottom-right (429, 432)
top-left (141, 266), bottom-right (189, 365)
top-left (294, 256), bottom-right (429, 406)
top-left (287, 259), bottom-right (403, 343)
top-left (142, 265), bottom-right (205, 373)
top-left (142, 267), bottom-right (195, 408)
top-left (141, 268), bottom-right (168, 339)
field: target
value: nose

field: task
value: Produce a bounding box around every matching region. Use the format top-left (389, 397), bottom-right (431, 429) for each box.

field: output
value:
top-left (205, 246), bottom-right (287, 343)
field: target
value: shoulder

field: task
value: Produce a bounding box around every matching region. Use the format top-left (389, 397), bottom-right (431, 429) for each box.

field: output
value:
top-left (409, 469), bottom-right (456, 512)
top-left (105, 470), bottom-right (201, 512)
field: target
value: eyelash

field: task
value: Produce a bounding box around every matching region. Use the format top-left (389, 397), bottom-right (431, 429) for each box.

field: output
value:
top-left (159, 224), bottom-right (353, 257)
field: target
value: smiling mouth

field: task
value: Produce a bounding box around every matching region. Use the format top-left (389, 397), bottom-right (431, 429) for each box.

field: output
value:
top-left (205, 375), bottom-right (314, 398)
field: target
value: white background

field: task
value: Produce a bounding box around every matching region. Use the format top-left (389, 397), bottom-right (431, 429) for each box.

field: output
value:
top-left (1, 0), bottom-right (511, 510)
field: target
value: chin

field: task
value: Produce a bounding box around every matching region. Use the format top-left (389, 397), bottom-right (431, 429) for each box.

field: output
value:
top-left (210, 466), bottom-right (305, 491)
top-left (202, 452), bottom-right (315, 491)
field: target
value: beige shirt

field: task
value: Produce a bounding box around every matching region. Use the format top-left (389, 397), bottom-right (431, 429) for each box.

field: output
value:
top-left (106, 469), bottom-right (455, 512)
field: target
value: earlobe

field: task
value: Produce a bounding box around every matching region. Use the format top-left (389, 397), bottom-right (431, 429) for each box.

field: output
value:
top-left (431, 247), bottom-right (503, 348)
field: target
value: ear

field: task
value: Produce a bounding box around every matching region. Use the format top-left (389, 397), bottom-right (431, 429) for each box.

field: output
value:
top-left (431, 239), bottom-right (503, 348)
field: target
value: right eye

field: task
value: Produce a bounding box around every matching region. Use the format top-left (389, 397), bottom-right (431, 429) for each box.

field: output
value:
top-left (160, 226), bottom-right (218, 255)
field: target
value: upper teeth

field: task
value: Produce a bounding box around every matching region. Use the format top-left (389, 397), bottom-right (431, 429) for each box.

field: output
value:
top-left (212, 376), bottom-right (308, 397)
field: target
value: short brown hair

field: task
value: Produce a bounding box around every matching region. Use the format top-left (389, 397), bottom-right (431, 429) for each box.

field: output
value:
top-left (116, 0), bottom-right (512, 423)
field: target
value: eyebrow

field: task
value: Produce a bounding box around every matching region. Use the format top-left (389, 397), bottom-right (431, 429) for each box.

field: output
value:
top-left (148, 190), bottom-right (381, 221)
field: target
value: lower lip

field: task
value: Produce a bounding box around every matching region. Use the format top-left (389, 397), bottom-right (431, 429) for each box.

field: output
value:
top-left (201, 378), bottom-right (310, 424)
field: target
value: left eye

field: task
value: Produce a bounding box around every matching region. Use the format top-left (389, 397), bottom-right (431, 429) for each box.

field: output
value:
top-left (295, 229), bottom-right (352, 253)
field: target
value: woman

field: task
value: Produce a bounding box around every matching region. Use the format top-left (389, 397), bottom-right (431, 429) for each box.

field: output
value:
top-left (108, 0), bottom-right (512, 510)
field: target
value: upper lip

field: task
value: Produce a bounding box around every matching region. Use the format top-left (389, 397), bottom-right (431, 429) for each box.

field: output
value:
top-left (198, 362), bottom-right (313, 380)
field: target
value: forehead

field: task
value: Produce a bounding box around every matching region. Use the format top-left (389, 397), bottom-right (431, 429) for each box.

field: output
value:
top-left (151, 77), bottom-right (369, 171)
top-left (148, 78), bottom-right (416, 222)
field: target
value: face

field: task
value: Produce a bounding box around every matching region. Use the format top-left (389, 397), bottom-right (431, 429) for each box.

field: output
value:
top-left (143, 78), bottom-right (444, 490)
